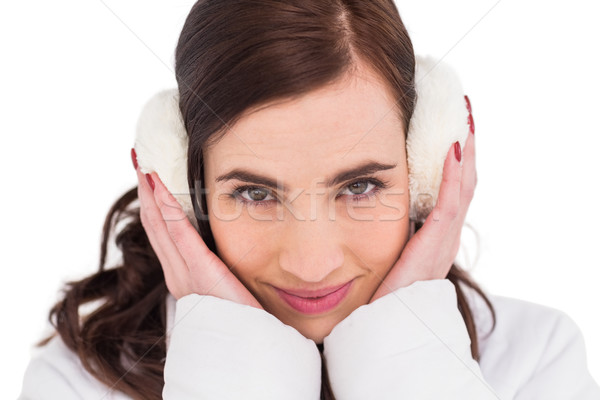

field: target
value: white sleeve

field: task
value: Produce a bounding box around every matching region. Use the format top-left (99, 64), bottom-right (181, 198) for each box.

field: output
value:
top-left (162, 294), bottom-right (322, 400)
top-left (322, 279), bottom-right (501, 400)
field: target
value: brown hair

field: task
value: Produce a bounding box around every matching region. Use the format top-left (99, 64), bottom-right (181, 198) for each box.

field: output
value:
top-left (40, 1), bottom-right (496, 399)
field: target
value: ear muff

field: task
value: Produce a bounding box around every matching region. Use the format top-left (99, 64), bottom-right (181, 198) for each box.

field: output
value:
top-left (134, 55), bottom-right (470, 229)
top-left (134, 88), bottom-right (198, 230)
top-left (407, 55), bottom-right (470, 222)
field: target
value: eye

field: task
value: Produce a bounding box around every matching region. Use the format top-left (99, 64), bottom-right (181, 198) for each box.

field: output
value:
top-left (230, 178), bottom-right (389, 208)
top-left (345, 180), bottom-right (372, 195)
top-left (232, 185), bottom-right (276, 205)
top-left (338, 179), bottom-right (385, 200)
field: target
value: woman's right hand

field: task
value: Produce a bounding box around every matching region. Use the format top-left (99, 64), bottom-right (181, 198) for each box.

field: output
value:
top-left (133, 152), bottom-right (263, 309)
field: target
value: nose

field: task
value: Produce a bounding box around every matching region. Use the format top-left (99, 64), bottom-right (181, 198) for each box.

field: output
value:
top-left (278, 211), bottom-right (345, 283)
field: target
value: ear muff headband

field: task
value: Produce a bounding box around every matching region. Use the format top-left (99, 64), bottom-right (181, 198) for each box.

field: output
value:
top-left (134, 55), bottom-right (470, 228)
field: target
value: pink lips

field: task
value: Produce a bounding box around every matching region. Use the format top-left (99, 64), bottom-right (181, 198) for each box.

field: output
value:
top-left (273, 280), bottom-right (354, 315)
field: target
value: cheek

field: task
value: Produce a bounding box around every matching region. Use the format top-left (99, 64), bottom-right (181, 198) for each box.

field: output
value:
top-left (206, 184), bottom-right (410, 284)
top-left (208, 213), bottom-right (276, 281)
top-left (344, 217), bottom-right (410, 275)
top-left (339, 187), bottom-right (409, 222)
top-left (336, 190), bottom-right (410, 272)
top-left (205, 185), bottom-right (257, 264)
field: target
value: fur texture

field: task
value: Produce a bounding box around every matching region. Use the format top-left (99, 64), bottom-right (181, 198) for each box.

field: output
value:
top-left (133, 55), bottom-right (470, 230)
top-left (134, 89), bottom-right (199, 231)
top-left (407, 55), bottom-right (470, 221)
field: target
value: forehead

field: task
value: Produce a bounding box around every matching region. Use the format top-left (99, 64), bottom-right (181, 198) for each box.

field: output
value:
top-left (203, 68), bottom-right (406, 177)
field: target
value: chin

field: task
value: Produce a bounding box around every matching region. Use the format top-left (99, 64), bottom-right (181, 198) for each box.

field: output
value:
top-left (298, 325), bottom-right (330, 345)
top-left (259, 279), bottom-right (377, 344)
top-left (284, 314), bottom-right (346, 345)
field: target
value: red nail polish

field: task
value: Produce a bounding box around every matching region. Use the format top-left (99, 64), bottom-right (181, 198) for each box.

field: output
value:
top-left (464, 95), bottom-right (472, 114)
top-left (454, 141), bottom-right (462, 162)
top-left (468, 113), bottom-right (475, 135)
top-left (131, 148), bottom-right (138, 170)
top-left (146, 173), bottom-right (155, 191)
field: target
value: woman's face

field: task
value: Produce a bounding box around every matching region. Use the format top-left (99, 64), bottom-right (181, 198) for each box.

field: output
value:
top-left (203, 66), bottom-right (410, 344)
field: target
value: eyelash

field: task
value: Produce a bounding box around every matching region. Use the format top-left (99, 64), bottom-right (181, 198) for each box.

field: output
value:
top-left (229, 178), bottom-right (390, 208)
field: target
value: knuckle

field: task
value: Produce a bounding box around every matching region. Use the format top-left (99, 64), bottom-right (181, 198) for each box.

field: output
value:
top-left (443, 203), bottom-right (460, 220)
top-left (168, 225), bottom-right (186, 247)
top-left (462, 185), bottom-right (476, 200)
top-left (446, 209), bottom-right (459, 220)
top-left (157, 196), bottom-right (187, 221)
top-left (167, 223), bottom-right (195, 256)
top-left (443, 170), bottom-right (462, 188)
top-left (144, 211), bottom-right (164, 231)
top-left (433, 203), bottom-right (459, 222)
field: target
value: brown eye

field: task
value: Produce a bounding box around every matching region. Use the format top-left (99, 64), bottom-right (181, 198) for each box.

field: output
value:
top-left (236, 186), bottom-right (273, 202)
top-left (338, 179), bottom-right (386, 199)
top-left (347, 181), bottom-right (369, 195)
top-left (247, 188), bottom-right (269, 201)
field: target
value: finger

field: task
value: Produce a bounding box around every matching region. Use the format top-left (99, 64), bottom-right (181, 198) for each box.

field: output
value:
top-left (136, 167), bottom-right (188, 291)
top-left (460, 97), bottom-right (477, 208)
top-left (151, 172), bottom-right (228, 289)
top-left (137, 169), bottom-right (183, 294)
top-left (460, 126), bottom-right (477, 211)
top-left (151, 172), bottom-right (209, 263)
top-left (430, 141), bottom-right (463, 226)
top-left (136, 166), bottom-right (168, 262)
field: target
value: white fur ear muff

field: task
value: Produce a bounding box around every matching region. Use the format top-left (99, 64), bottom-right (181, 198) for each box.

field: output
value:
top-left (133, 89), bottom-right (199, 232)
top-left (407, 55), bottom-right (470, 222)
top-left (133, 55), bottom-right (470, 230)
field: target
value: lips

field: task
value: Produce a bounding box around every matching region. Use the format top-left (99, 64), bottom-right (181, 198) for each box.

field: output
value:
top-left (278, 281), bottom-right (352, 298)
top-left (273, 280), bottom-right (354, 315)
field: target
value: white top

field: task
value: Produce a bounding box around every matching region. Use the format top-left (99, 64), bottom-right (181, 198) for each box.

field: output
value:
top-left (18, 279), bottom-right (600, 399)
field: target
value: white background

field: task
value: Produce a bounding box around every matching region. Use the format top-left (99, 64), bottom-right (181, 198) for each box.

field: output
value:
top-left (2, 0), bottom-right (599, 397)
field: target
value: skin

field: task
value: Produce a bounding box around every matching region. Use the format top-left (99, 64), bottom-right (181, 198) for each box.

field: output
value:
top-left (202, 65), bottom-right (411, 343)
top-left (135, 62), bottom-right (476, 345)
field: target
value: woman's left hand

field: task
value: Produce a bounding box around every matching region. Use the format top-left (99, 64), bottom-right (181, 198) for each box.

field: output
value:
top-left (369, 97), bottom-right (476, 303)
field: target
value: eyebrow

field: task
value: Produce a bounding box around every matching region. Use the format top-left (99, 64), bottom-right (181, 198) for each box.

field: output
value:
top-left (215, 160), bottom-right (397, 192)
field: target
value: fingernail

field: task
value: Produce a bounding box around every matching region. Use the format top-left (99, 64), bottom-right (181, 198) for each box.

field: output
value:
top-left (464, 95), bottom-right (472, 114)
top-left (468, 113), bottom-right (475, 135)
top-left (131, 148), bottom-right (138, 170)
top-left (454, 141), bottom-right (462, 162)
top-left (145, 173), bottom-right (155, 191)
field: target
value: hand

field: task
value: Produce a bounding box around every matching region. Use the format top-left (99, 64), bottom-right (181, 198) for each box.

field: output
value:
top-left (369, 97), bottom-right (476, 303)
top-left (134, 160), bottom-right (263, 309)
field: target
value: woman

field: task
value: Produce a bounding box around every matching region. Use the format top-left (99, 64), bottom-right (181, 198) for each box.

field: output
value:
top-left (19, 0), bottom-right (600, 399)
